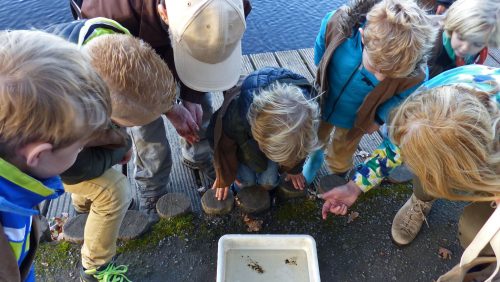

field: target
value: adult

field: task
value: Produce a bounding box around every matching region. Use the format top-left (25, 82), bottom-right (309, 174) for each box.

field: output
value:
top-left (321, 65), bottom-right (500, 280)
top-left (70, 0), bottom-right (252, 218)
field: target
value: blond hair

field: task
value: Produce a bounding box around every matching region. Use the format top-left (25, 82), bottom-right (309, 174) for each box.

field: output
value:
top-left (363, 0), bottom-right (436, 78)
top-left (85, 34), bottom-right (176, 126)
top-left (389, 85), bottom-right (500, 202)
top-left (444, 0), bottom-right (500, 49)
top-left (248, 83), bottom-right (321, 169)
top-left (0, 30), bottom-right (111, 158)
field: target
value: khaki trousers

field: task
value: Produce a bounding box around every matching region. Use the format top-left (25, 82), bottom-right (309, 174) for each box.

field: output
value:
top-left (64, 168), bottom-right (131, 269)
top-left (317, 121), bottom-right (363, 174)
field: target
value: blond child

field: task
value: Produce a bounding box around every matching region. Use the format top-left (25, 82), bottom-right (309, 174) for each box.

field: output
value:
top-left (300, 0), bottom-right (436, 188)
top-left (0, 30), bottom-right (110, 282)
top-left (208, 67), bottom-right (320, 209)
top-left (321, 65), bottom-right (500, 257)
top-left (47, 18), bottom-right (176, 281)
top-left (429, 0), bottom-right (499, 77)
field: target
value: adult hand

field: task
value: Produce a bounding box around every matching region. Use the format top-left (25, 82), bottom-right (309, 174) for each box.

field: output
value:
top-left (182, 100), bottom-right (203, 127)
top-left (165, 104), bottom-right (199, 144)
top-left (285, 173), bottom-right (306, 190)
top-left (366, 122), bottom-right (381, 134)
top-left (321, 181), bottom-right (362, 219)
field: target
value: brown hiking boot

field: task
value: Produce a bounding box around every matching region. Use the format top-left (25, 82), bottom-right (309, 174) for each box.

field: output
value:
top-left (391, 193), bottom-right (434, 246)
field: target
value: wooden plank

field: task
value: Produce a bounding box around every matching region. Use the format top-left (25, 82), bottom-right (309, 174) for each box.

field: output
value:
top-left (298, 48), bottom-right (317, 78)
top-left (163, 117), bottom-right (202, 213)
top-left (275, 50), bottom-right (314, 82)
top-left (485, 55), bottom-right (500, 68)
top-left (249, 52), bottom-right (280, 69)
top-left (358, 132), bottom-right (384, 154)
top-left (488, 48), bottom-right (500, 64)
top-left (241, 55), bottom-right (254, 75)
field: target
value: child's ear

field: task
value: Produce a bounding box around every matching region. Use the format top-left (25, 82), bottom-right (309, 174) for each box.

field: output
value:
top-left (157, 4), bottom-right (169, 24)
top-left (19, 142), bottom-right (53, 168)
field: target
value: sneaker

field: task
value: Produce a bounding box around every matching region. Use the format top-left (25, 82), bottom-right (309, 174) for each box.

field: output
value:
top-left (391, 193), bottom-right (434, 246)
top-left (139, 196), bottom-right (161, 224)
top-left (80, 263), bottom-right (130, 282)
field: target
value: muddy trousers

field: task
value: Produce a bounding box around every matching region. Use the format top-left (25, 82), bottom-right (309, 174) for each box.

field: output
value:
top-left (412, 178), bottom-right (494, 255)
top-left (317, 121), bottom-right (364, 174)
top-left (64, 169), bottom-right (131, 269)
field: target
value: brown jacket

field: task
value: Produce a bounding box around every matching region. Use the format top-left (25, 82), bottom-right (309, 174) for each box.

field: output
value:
top-left (80, 0), bottom-right (252, 103)
top-left (0, 218), bottom-right (40, 282)
top-left (316, 3), bottom-right (426, 140)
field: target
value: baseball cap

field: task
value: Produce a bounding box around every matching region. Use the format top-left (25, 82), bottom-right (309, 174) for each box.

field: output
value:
top-left (165, 0), bottom-right (246, 92)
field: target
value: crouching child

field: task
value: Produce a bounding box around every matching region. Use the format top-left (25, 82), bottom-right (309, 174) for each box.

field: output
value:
top-left (208, 67), bottom-right (320, 209)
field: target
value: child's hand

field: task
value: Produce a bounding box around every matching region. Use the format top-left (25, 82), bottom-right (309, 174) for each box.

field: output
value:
top-left (285, 173), bottom-right (306, 190)
top-left (213, 187), bottom-right (229, 201)
top-left (212, 177), bottom-right (230, 201)
top-left (320, 181), bottom-right (362, 219)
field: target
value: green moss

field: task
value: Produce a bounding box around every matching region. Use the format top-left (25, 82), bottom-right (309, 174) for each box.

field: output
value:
top-left (358, 182), bottom-right (412, 201)
top-left (275, 199), bottom-right (319, 222)
top-left (35, 241), bottom-right (79, 274)
top-left (117, 214), bottom-right (195, 253)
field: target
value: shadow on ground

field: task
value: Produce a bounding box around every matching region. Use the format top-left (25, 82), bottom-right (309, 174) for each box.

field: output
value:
top-left (36, 182), bottom-right (465, 282)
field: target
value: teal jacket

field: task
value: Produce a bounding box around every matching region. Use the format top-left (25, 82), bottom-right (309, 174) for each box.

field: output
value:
top-left (315, 11), bottom-right (425, 127)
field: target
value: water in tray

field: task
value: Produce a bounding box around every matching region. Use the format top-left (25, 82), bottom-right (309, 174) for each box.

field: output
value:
top-left (225, 249), bottom-right (310, 282)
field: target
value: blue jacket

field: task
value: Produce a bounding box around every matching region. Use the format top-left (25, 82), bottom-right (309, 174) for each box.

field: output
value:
top-left (0, 159), bottom-right (64, 282)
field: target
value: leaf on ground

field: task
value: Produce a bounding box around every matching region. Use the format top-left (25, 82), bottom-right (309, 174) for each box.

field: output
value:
top-left (347, 211), bottom-right (359, 224)
top-left (49, 213), bottom-right (69, 241)
top-left (235, 196), bottom-right (242, 207)
top-left (438, 247), bottom-right (452, 260)
top-left (356, 150), bottom-right (370, 158)
top-left (243, 214), bottom-right (263, 232)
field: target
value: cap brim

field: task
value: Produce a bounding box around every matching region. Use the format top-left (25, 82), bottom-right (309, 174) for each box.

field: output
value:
top-left (173, 41), bottom-right (242, 92)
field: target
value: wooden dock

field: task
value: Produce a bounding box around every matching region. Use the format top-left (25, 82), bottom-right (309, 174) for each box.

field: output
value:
top-left (44, 47), bottom-right (500, 219)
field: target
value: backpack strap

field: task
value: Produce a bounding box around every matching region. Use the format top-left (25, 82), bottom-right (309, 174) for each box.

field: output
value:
top-left (460, 205), bottom-right (500, 281)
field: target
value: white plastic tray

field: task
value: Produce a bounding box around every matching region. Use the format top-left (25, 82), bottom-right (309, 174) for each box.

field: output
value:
top-left (217, 234), bottom-right (321, 282)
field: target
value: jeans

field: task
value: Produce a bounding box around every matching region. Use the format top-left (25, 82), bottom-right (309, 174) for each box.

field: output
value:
top-left (234, 160), bottom-right (280, 190)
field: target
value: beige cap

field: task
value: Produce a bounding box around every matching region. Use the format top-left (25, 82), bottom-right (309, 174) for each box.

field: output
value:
top-left (166, 0), bottom-right (246, 92)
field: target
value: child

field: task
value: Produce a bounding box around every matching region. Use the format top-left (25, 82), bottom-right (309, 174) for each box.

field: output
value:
top-left (300, 0), bottom-right (436, 188)
top-left (429, 0), bottom-right (499, 77)
top-left (322, 64), bottom-right (500, 280)
top-left (0, 30), bottom-right (110, 282)
top-left (47, 19), bottom-right (176, 281)
top-left (209, 67), bottom-right (320, 204)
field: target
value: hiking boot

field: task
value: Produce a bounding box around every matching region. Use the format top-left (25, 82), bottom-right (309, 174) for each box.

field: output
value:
top-left (391, 193), bottom-right (434, 246)
top-left (182, 158), bottom-right (216, 183)
top-left (139, 196), bottom-right (161, 224)
top-left (80, 262), bottom-right (131, 282)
